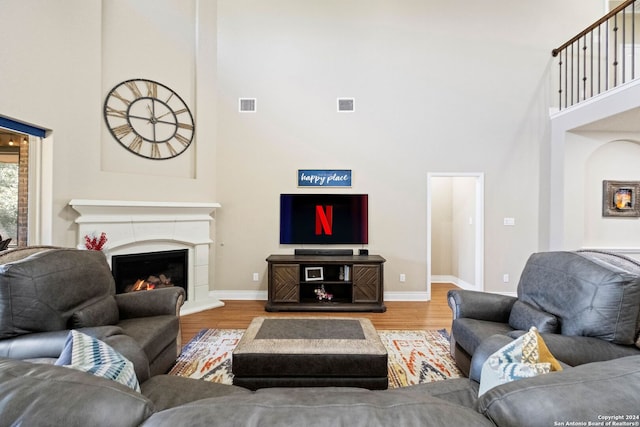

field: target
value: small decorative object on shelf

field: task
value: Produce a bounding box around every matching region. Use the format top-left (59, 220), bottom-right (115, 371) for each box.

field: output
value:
top-left (314, 285), bottom-right (333, 302)
top-left (84, 232), bottom-right (108, 251)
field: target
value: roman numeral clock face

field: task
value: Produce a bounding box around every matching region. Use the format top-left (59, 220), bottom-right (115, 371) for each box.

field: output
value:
top-left (103, 79), bottom-right (195, 160)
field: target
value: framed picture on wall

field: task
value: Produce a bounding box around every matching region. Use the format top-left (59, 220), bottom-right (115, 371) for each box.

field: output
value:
top-left (602, 180), bottom-right (640, 217)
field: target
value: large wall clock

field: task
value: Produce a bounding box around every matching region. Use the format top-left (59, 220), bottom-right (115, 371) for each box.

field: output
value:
top-left (103, 78), bottom-right (195, 160)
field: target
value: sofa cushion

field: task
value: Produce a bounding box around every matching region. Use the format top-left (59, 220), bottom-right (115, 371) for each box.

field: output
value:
top-left (508, 300), bottom-right (558, 333)
top-left (0, 249), bottom-right (116, 339)
top-left (517, 251), bottom-right (640, 345)
top-left (478, 355), bottom-right (640, 427)
top-left (0, 358), bottom-right (153, 427)
top-left (392, 378), bottom-right (480, 410)
top-left (142, 387), bottom-right (495, 427)
top-left (71, 296), bottom-right (119, 328)
top-left (479, 327), bottom-right (561, 396)
top-left (141, 375), bottom-right (252, 411)
top-left (55, 330), bottom-right (140, 391)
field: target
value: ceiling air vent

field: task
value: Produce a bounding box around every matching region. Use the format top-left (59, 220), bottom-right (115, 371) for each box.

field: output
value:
top-left (239, 98), bottom-right (256, 113)
top-left (337, 98), bottom-right (355, 112)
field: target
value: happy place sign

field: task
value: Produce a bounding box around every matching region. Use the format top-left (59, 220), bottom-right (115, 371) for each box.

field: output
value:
top-left (298, 169), bottom-right (352, 187)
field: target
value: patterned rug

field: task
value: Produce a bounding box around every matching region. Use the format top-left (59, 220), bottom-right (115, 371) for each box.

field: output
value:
top-left (169, 328), bottom-right (461, 388)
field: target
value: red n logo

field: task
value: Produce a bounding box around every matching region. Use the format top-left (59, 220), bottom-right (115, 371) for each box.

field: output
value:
top-left (315, 205), bottom-right (333, 235)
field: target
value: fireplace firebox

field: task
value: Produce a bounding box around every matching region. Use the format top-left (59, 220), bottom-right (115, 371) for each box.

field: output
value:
top-left (111, 249), bottom-right (188, 298)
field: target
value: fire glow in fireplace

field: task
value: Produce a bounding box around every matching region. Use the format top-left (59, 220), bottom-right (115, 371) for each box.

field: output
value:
top-left (111, 249), bottom-right (188, 298)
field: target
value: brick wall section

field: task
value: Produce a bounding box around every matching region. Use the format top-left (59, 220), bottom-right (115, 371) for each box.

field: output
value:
top-left (17, 140), bottom-right (28, 246)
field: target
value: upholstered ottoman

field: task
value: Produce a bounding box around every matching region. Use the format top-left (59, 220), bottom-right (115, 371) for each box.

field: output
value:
top-left (232, 317), bottom-right (388, 390)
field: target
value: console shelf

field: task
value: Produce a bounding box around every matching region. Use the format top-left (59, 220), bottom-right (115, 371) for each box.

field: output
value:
top-left (265, 254), bottom-right (386, 312)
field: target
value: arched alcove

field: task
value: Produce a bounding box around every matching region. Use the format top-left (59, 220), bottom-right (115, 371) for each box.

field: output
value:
top-left (584, 139), bottom-right (640, 249)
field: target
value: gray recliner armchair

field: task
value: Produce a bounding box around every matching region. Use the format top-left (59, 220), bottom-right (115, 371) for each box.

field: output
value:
top-left (0, 247), bottom-right (185, 382)
top-left (447, 250), bottom-right (640, 379)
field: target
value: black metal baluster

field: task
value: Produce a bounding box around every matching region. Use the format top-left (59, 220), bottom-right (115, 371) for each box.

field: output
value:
top-left (613, 15), bottom-right (618, 87)
top-left (633, 1), bottom-right (636, 80)
top-left (606, 18), bottom-right (610, 91)
top-left (583, 35), bottom-right (588, 101)
top-left (598, 24), bottom-right (602, 96)
top-left (564, 49), bottom-right (569, 109)
top-left (622, 7), bottom-right (626, 84)
top-left (558, 52), bottom-right (563, 110)
top-left (590, 31), bottom-right (594, 99)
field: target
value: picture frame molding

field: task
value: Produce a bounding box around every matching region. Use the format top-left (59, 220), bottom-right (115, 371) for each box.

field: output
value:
top-left (602, 180), bottom-right (640, 217)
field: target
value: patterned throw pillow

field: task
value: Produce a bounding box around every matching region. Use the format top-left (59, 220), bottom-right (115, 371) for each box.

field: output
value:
top-left (55, 330), bottom-right (140, 392)
top-left (478, 327), bottom-right (562, 396)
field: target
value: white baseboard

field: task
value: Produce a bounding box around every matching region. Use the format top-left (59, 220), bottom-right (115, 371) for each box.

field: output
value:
top-left (211, 290), bottom-right (268, 301)
top-left (431, 275), bottom-right (477, 291)
top-left (384, 291), bottom-right (430, 301)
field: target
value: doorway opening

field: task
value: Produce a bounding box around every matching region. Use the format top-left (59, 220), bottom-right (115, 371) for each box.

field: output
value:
top-left (0, 115), bottom-right (52, 247)
top-left (427, 173), bottom-right (484, 298)
top-left (0, 130), bottom-right (29, 249)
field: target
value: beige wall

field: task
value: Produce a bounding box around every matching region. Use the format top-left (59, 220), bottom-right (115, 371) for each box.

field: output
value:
top-left (0, 0), bottom-right (605, 298)
top-left (213, 0), bottom-right (603, 295)
top-left (450, 177), bottom-right (477, 286)
top-left (431, 178), bottom-right (453, 276)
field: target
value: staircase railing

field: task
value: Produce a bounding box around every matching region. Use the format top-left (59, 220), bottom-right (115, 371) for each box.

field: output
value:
top-left (552, 0), bottom-right (638, 110)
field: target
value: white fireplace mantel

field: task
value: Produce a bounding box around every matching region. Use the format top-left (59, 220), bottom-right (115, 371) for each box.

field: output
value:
top-left (69, 199), bottom-right (224, 315)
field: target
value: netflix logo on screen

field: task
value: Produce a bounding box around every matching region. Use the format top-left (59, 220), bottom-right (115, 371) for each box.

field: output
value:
top-left (280, 194), bottom-right (368, 244)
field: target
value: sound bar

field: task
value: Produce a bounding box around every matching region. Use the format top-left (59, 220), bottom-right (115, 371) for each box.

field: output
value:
top-left (294, 249), bottom-right (354, 256)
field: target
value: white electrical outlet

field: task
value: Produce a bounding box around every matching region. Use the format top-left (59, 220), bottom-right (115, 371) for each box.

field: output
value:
top-left (253, 273), bottom-right (259, 282)
top-left (503, 274), bottom-right (509, 283)
top-left (399, 273), bottom-right (406, 282)
top-left (503, 217), bottom-right (515, 226)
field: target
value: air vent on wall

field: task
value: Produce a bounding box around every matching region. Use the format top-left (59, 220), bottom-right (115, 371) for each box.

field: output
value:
top-left (239, 98), bottom-right (257, 113)
top-left (337, 98), bottom-right (355, 112)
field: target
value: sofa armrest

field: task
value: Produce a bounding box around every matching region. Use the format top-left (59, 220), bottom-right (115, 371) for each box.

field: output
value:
top-left (447, 290), bottom-right (517, 322)
top-left (115, 287), bottom-right (185, 319)
top-left (0, 331), bottom-right (70, 359)
top-left (478, 355), bottom-right (640, 426)
top-left (539, 334), bottom-right (640, 367)
top-left (0, 326), bottom-right (123, 359)
top-left (468, 334), bottom-right (516, 383)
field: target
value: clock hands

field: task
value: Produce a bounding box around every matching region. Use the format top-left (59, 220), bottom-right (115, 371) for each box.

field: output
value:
top-left (146, 104), bottom-right (157, 123)
top-left (145, 101), bottom-right (176, 125)
top-left (146, 104), bottom-right (157, 141)
top-left (156, 110), bottom-right (175, 120)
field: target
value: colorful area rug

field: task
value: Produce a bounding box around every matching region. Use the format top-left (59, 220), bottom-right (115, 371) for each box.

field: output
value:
top-left (169, 328), bottom-right (461, 388)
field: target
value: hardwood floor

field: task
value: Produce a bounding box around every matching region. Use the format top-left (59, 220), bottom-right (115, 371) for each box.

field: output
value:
top-left (180, 283), bottom-right (458, 345)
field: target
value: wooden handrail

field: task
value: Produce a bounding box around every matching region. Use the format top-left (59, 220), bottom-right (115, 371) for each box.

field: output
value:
top-left (552, 0), bottom-right (635, 57)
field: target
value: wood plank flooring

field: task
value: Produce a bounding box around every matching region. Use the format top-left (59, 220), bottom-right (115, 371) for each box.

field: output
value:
top-left (180, 283), bottom-right (458, 345)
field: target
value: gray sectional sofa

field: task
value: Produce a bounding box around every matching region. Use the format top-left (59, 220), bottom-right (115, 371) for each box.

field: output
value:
top-left (0, 247), bottom-right (638, 425)
top-left (0, 354), bottom-right (638, 426)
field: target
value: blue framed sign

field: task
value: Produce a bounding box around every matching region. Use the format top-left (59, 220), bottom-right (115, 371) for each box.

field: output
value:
top-left (298, 169), bottom-right (352, 187)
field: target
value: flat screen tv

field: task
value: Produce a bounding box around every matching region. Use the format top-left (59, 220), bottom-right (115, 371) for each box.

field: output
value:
top-left (280, 194), bottom-right (368, 244)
